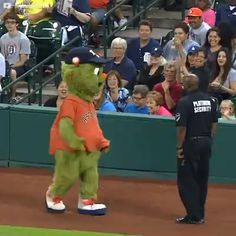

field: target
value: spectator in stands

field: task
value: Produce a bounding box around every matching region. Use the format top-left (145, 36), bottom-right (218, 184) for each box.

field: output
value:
top-left (52, 0), bottom-right (91, 45)
top-left (103, 37), bottom-right (137, 92)
top-left (218, 22), bottom-right (235, 50)
top-left (137, 47), bottom-right (165, 90)
top-left (124, 84), bottom-right (149, 114)
top-left (219, 99), bottom-right (236, 120)
top-left (232, 30), bottom-right (236, 69)
top-left (147, 93), bottom-right (172, 116)
top-left (0, 12), bottom-right (31, 98)
top-left (203, 27), bottom-right (222, 79)
top-left (88, 0), bottom-right (109, 47)
top-left (209, 47), bottom-right (236, 102)
top-left (0, 52), bottom-right (6, 91)
top-left (187, 7), bottom-right (211, 46)
top-left (15, 0), bottom-right (55, 24)
top-left (89, 0), bottom-right (109, 23)
top-left (104, 70), bottom-right (130, 112)
top-left (190, 47), bottom-right (210, 93)
top-left (93, 84), bottom-right (117, 112)
top-left (215, 0), bottom-right (236, 30)
top-left (185, 0), bottom-right (215, 27)
top-left (113, 0), bottom-right (128, 30)
top-left (178, 46), bottom-right (210, 93)
top-left (154, 62), bottom-right (183, 114)
top-left (44, 80), bottom-right (68, 108)
top-left (163, 22), bottom-right (199, 61)
top-left (126, 19), bottom-right (160, 71)
top-left (0, 0), bottom-right (15, 21)
top-left (185, 45), bottom-right (200, 69)
top-left (196, 0), bottom-right (215, 27)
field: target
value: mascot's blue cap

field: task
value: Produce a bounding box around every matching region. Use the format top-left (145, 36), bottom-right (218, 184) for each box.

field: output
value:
top-left (65, 47), bottom-right (109, 64)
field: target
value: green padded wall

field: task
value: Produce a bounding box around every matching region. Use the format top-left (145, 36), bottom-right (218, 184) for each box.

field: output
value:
top-left (0, 105), bottom-right (235, 183)
top-left (0, 105), bottom-right (10, 166)
top-left (9, 105), bottom-right (55, 166)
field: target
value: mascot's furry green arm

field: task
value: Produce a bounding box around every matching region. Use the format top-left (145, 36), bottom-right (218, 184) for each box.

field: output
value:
top-left (45, 47), bottom-right (110, 215)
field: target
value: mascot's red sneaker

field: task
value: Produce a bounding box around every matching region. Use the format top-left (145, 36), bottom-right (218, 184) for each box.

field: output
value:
top-left (45, 191), bottom-right (66, 213)
top-left (78, 198), bottom-right (107, 215)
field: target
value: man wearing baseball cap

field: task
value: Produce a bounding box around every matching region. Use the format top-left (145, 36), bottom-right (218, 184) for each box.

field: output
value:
top-left (187, 7), bottom-right (211, 46)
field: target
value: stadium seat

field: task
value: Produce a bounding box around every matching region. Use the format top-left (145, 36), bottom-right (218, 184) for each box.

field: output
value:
top-left (27, 20), bottom-right (62, 63)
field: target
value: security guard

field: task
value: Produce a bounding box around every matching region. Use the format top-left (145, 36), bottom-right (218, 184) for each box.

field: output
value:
top-left (175, 74), bottom-right (218, 224)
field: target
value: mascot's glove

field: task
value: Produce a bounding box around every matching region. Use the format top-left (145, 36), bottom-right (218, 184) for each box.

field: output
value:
top-left (100, 146), bottom-right (110, 153)
top-left (100, 139), bottom-right (110, 153)
top-left (59, 117), bottom-right (86, 151)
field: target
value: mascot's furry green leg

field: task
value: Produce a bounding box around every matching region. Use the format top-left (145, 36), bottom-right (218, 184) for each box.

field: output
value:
top-left (46, 150), bottom-right (106, 215)
top-left (45, 47), bottom-right (110, 215)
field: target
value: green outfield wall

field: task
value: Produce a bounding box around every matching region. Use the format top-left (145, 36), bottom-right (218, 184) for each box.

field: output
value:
top-left (0, 104), bottom-right (235, 183)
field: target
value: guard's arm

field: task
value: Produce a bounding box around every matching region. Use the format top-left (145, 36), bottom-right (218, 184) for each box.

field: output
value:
top-left (59, 117), bottom-right (85, 151)
top-left (176, 126), bottom-right (186, 159)
top-left (211, 122), bottom-right (217, 138)
top-left (176, 126), bottom-right (186, 149)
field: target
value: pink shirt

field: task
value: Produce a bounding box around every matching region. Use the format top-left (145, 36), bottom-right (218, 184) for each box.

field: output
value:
top-left (155, 106), bottom-right (172, 117)
top-left (202, 8), bottom-right (216, 27)
top-left (185, 8), bottom-right (216, 27)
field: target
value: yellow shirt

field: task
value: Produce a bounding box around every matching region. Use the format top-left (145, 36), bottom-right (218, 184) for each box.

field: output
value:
top-left (15, 0), bottom-right (56, 23)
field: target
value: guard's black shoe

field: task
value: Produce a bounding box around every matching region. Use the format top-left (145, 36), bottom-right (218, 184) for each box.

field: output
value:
top-left (176, 216), bottom-right (205, 224)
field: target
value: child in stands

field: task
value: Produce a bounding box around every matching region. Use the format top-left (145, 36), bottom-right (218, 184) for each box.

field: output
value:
top-left (147, 91), bottom-right (172, 116)
top-left (124, 85), bottom-right (149, 114)
top-left (219, 99), bottom-right (236, 121)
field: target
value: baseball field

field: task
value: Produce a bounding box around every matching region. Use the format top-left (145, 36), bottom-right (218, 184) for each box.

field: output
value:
top-left (0, 167), bottom-right (236, 236)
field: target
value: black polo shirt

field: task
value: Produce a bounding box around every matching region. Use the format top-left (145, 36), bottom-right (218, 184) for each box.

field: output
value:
top-left (175, 90), bottom-right (218, 139)
top-left (189, 66), bottom-right (210, 93)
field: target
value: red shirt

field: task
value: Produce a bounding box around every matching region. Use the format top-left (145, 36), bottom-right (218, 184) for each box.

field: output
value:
top-left (154, 81), bottom-right (183, 114)
top-left (50, 95), bottom-right (110, 155)
top-left (89, 0), bottom-right (109, 9)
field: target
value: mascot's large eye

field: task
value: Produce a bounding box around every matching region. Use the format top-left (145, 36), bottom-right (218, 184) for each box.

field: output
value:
top-left (94, 67), bottom-right (100, 76)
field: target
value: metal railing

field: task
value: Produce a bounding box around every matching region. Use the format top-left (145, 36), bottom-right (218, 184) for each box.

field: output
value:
top-left (0, 35), bottom-right (81, 105)
top-left (1, 1), bottom-right (189, 105)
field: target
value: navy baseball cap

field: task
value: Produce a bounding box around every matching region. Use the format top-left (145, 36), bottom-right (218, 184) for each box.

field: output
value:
top-left (65, 47), bottom-right (109, 64)
top-left (150, 47), bottom-right (163, 57)
top-left (187, 45), bottom-right (200, 55)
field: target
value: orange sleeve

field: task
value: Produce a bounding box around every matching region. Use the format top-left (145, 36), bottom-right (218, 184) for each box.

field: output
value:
top-left (60, 99), bottom-right (75, 121)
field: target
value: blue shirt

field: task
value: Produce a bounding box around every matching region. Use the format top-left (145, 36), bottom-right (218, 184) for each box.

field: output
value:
top-left (216, 4), bottom-right (236, 30)
top-left (126, 38), bottom-right (160, 71)
top-left (103, 56), bottom-right (137, 83)
top-left (124, 102), bottom-right (149, 114)
top-left (100, 100), bottom-right (117, 112)
top-left (53, 0), bottom-right (90, 26)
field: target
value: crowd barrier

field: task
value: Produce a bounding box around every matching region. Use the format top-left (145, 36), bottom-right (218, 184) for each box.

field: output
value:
top-left (0, 105), bottom-right (235, 184)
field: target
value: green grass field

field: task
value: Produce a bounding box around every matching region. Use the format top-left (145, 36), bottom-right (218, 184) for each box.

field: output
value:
top-left (0, 226), bottom-right (127, 236)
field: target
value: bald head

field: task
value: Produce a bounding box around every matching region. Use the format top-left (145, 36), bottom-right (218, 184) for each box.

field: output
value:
top-left (183, 74), bottom-right (199, 92)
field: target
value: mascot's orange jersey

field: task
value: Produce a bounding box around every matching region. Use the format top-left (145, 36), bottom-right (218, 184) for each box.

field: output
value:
top-left (50, 95), bottom-right (110, 155)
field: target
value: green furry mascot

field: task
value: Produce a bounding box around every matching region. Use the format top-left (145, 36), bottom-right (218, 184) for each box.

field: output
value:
top-left (45, 47), bottom-right (110, 215)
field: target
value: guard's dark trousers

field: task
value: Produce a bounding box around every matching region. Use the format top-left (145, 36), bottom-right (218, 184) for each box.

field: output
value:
top-left (177, 137), bottom-right (212, 220)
